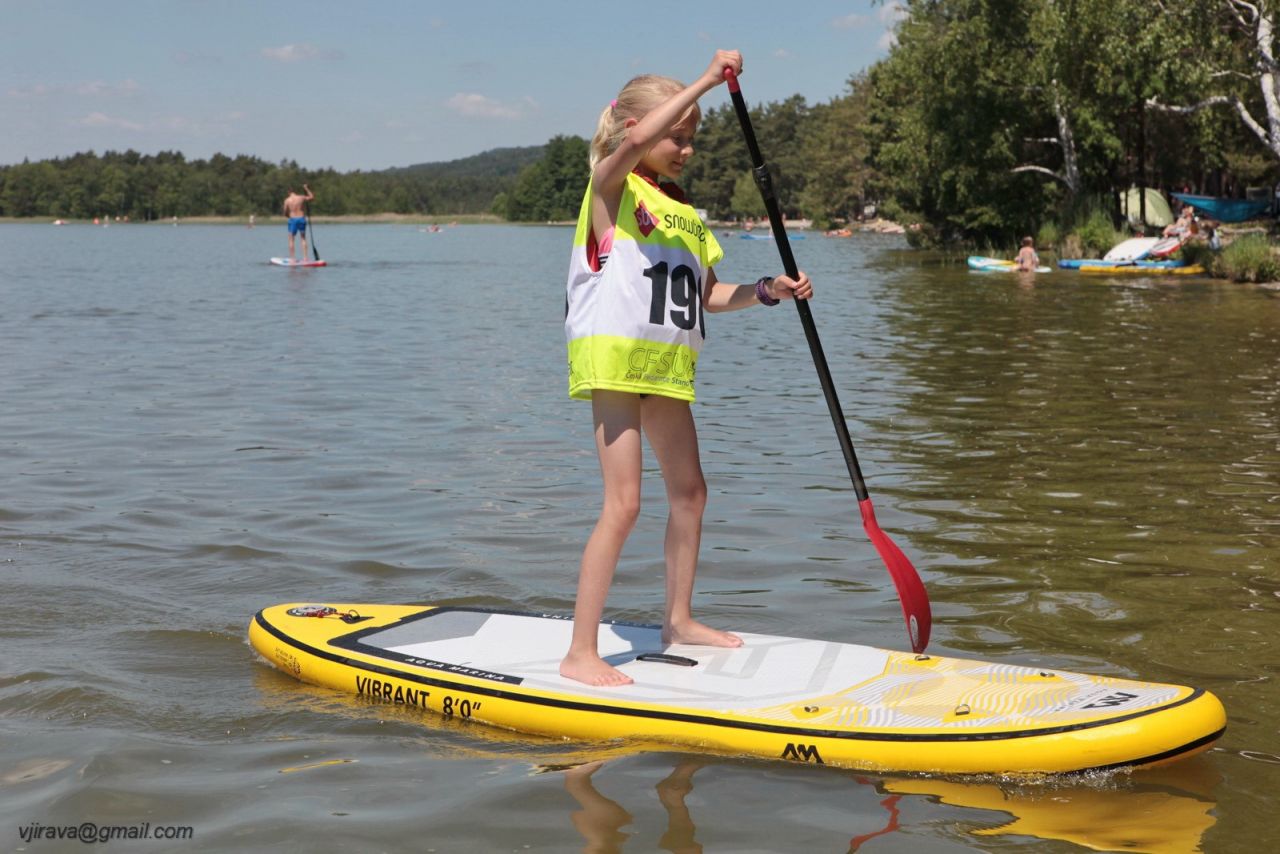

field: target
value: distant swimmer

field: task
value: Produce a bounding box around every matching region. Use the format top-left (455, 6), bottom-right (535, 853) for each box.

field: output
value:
top-left (1014, 236), bottom-right (1040, 272)
top-left (282, 184), bottom-right (315, 262)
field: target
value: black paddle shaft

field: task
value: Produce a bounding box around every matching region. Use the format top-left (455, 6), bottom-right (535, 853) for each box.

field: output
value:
top-left (304, 199), bottom-right (320, 261)
top-left (725, 81), bottom-right (871, 502)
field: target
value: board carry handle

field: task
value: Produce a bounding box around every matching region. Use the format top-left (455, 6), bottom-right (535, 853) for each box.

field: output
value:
top-left (722, 67), bottom-right (932, 653)
top-left (636, 653), bottom-right (698, 667)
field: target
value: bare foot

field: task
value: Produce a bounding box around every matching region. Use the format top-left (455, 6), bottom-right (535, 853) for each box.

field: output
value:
top-left (560, 652), bottom-right (634, 687)
top-left (663, 619), bottom-right (744, 648)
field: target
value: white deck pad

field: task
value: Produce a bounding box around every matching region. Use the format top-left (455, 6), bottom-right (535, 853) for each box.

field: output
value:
top-left (364, 609), bottom-right (890, 708)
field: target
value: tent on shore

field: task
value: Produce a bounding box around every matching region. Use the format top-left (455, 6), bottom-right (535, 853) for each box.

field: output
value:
top-left (1121, 187), bottom-right (1173, 229)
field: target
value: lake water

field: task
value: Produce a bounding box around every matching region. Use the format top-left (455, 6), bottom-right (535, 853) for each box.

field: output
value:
top-left (3, 221), bottom-right (1277, 852)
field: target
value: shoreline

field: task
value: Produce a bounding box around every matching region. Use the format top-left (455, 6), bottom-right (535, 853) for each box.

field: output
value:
top-left (3, 213), bottom-right (506, 226)
top-left (2, 214), bottom-right (866, 230)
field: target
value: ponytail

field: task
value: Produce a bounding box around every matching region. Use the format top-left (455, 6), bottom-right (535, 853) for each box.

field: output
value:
top-left (588, 103), bottom-right (618, 171)
top-left (588, 75), bottom-right (698, 171)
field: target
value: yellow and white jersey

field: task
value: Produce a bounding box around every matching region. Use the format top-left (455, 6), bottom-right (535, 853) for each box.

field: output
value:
top-left (565, 172), bottom-right (723, 402)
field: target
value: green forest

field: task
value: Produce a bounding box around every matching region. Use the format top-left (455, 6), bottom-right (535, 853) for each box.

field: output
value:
top-left (0, 146), bottom-right (544, 221)
top-left (4, 0), bottom-right (1278, 245)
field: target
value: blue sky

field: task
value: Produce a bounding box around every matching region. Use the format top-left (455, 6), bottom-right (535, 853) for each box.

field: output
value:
top-left (2, 1), bottom-right (903, 172)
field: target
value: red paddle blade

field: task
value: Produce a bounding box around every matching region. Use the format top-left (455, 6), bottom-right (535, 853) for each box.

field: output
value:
top-left (859, 498), bottom-right (931, 653)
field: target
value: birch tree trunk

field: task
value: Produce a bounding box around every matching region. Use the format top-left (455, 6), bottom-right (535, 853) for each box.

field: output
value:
top-left (1012, 80), bottom-right (1082, 199)
top-left (1148, 0), bottom-right (1280, 162)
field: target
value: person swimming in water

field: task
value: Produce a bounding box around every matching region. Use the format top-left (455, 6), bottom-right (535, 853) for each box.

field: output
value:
top-left (1014, 236), bottom-right (1040, 271)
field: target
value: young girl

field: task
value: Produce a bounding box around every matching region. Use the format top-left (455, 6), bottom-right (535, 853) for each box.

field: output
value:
top-left (1014, 236), bottom-right (1039, 271)
top-left (561, 50), bottom-right (814, 686)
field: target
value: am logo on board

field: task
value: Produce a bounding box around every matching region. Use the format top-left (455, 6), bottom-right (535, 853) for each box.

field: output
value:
top-left (782, 743), bottom-right (824, 764)
top-left (1082, 691), bottom-right (1139, 709)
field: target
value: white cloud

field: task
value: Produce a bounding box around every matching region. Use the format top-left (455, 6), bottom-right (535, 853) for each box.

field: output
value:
top-left (8, 79), bottom-right (139, 98)
top-left (832, 13), bottom-right (869, 29)
top-left (74, 110), bottom-right (244, 136)
top-left (79, 112), bottom-right (144, 131)
top-left (774, 48), bottom-right (791, 59)
top-left (260, 43), bottom-right (344, 63)
top-left (445, 93), bottom-right (525, 119)
top-left (879, 2), bottom-right (908, 26)
top-left (876, 2), bottom-right (907, 50)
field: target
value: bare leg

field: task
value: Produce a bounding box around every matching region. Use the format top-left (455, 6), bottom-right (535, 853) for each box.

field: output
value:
top-left (563, 761), bottom-right (632, 850)
top-left (301, 233), bottom-right (309, 260)
top-left (561, 391), bottom-right (642, 686)
top-left (656, 758), bottom-right (707, 854)
top-left (642, 396), bottom-right (742, 649)
top-left (288, 232), bottom-right (296, 261)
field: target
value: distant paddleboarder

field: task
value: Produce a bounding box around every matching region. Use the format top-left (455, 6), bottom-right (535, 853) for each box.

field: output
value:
top-left (282, 184), bottom-right (315, 262)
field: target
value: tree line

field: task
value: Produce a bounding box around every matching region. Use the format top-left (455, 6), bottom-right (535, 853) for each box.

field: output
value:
top-left (0, 147), bottom-right (542, 221)
top-left (501, 0), bottom-right (1280, 244)
top-left (5, 1), bottom-right (1277, 245)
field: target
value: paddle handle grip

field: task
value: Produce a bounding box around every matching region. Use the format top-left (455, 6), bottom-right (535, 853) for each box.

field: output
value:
top-left (723, 68), bottom-right (870, 502)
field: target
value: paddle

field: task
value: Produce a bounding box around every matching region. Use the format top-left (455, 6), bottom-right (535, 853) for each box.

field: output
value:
top-left (304, 195), bottom-right (320, 262)
top-left (723, 68), bottom-right (932, 652)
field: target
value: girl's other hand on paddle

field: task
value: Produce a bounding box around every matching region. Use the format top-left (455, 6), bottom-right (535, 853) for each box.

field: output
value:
top-left (701, 50), bottom-right (742, 87)
top-left (770, 271), bottom-right (812, 301)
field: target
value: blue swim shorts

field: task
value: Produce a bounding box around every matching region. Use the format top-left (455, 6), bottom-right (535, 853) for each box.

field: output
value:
top-left (288, 216), bottom-right (307, 236)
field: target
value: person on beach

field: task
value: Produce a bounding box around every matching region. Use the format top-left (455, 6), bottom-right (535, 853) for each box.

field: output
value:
top-left (1014, 236), bottom-right (1040, 271)
top-left (1204, 220), bottom-right (1222, 251)
top-left (282, 184), bottom-right (314, 261)
top-left (1164, 204), bottom-right (1196, 239)
top-left (561, 50), bottom-right (814, 687)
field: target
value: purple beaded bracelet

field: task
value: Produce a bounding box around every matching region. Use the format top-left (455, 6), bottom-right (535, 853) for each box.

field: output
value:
top-left (755, 276), bottom-right (779, 306)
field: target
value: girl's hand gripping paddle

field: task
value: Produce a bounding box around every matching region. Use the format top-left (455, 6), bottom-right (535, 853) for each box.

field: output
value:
top-left (723, 68), bottom-right (931, 652)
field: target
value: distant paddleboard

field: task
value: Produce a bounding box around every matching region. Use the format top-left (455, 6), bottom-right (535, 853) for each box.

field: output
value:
top-left (1102, 237), bottom-right (1163, 262)
top-left (1146, 236), bottom-right (1185, 258)
top-left (250, 602), bottom-right (1225, 775)
top-left (270, 257), bottom-right (327, 267)
top-left (1078, 264), bottom-right (1206, 276)
top-left (1059, 258), bottom-right (1189, 270)
top-left (967, 256), bottom-right (1050, 273)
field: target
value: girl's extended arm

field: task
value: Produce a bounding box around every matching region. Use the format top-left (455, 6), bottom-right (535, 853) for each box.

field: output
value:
top-left (703, 268), bottom-right (813, 313)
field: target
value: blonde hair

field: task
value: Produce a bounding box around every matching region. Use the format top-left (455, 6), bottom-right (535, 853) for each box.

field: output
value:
top-left (589, 75), bottom-right (700, 170)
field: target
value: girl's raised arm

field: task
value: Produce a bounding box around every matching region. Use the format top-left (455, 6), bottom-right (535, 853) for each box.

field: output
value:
top-left (592, 50), bottom-right (742, 200)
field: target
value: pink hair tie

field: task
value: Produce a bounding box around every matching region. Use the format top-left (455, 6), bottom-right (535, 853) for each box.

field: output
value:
top-left (610, 99), bottom-right (618, 110)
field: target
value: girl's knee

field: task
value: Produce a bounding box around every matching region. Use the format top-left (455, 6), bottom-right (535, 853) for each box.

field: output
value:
top-left (669, 477), bottom-right (707, 516)
top-left (601, 493), bottom-right (642, 531)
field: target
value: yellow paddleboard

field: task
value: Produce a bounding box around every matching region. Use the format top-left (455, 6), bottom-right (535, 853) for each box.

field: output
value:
top-left (1077, 264), bottom-right (1206, 276)
top-left (249, 603), bottom-right (1225, 775)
